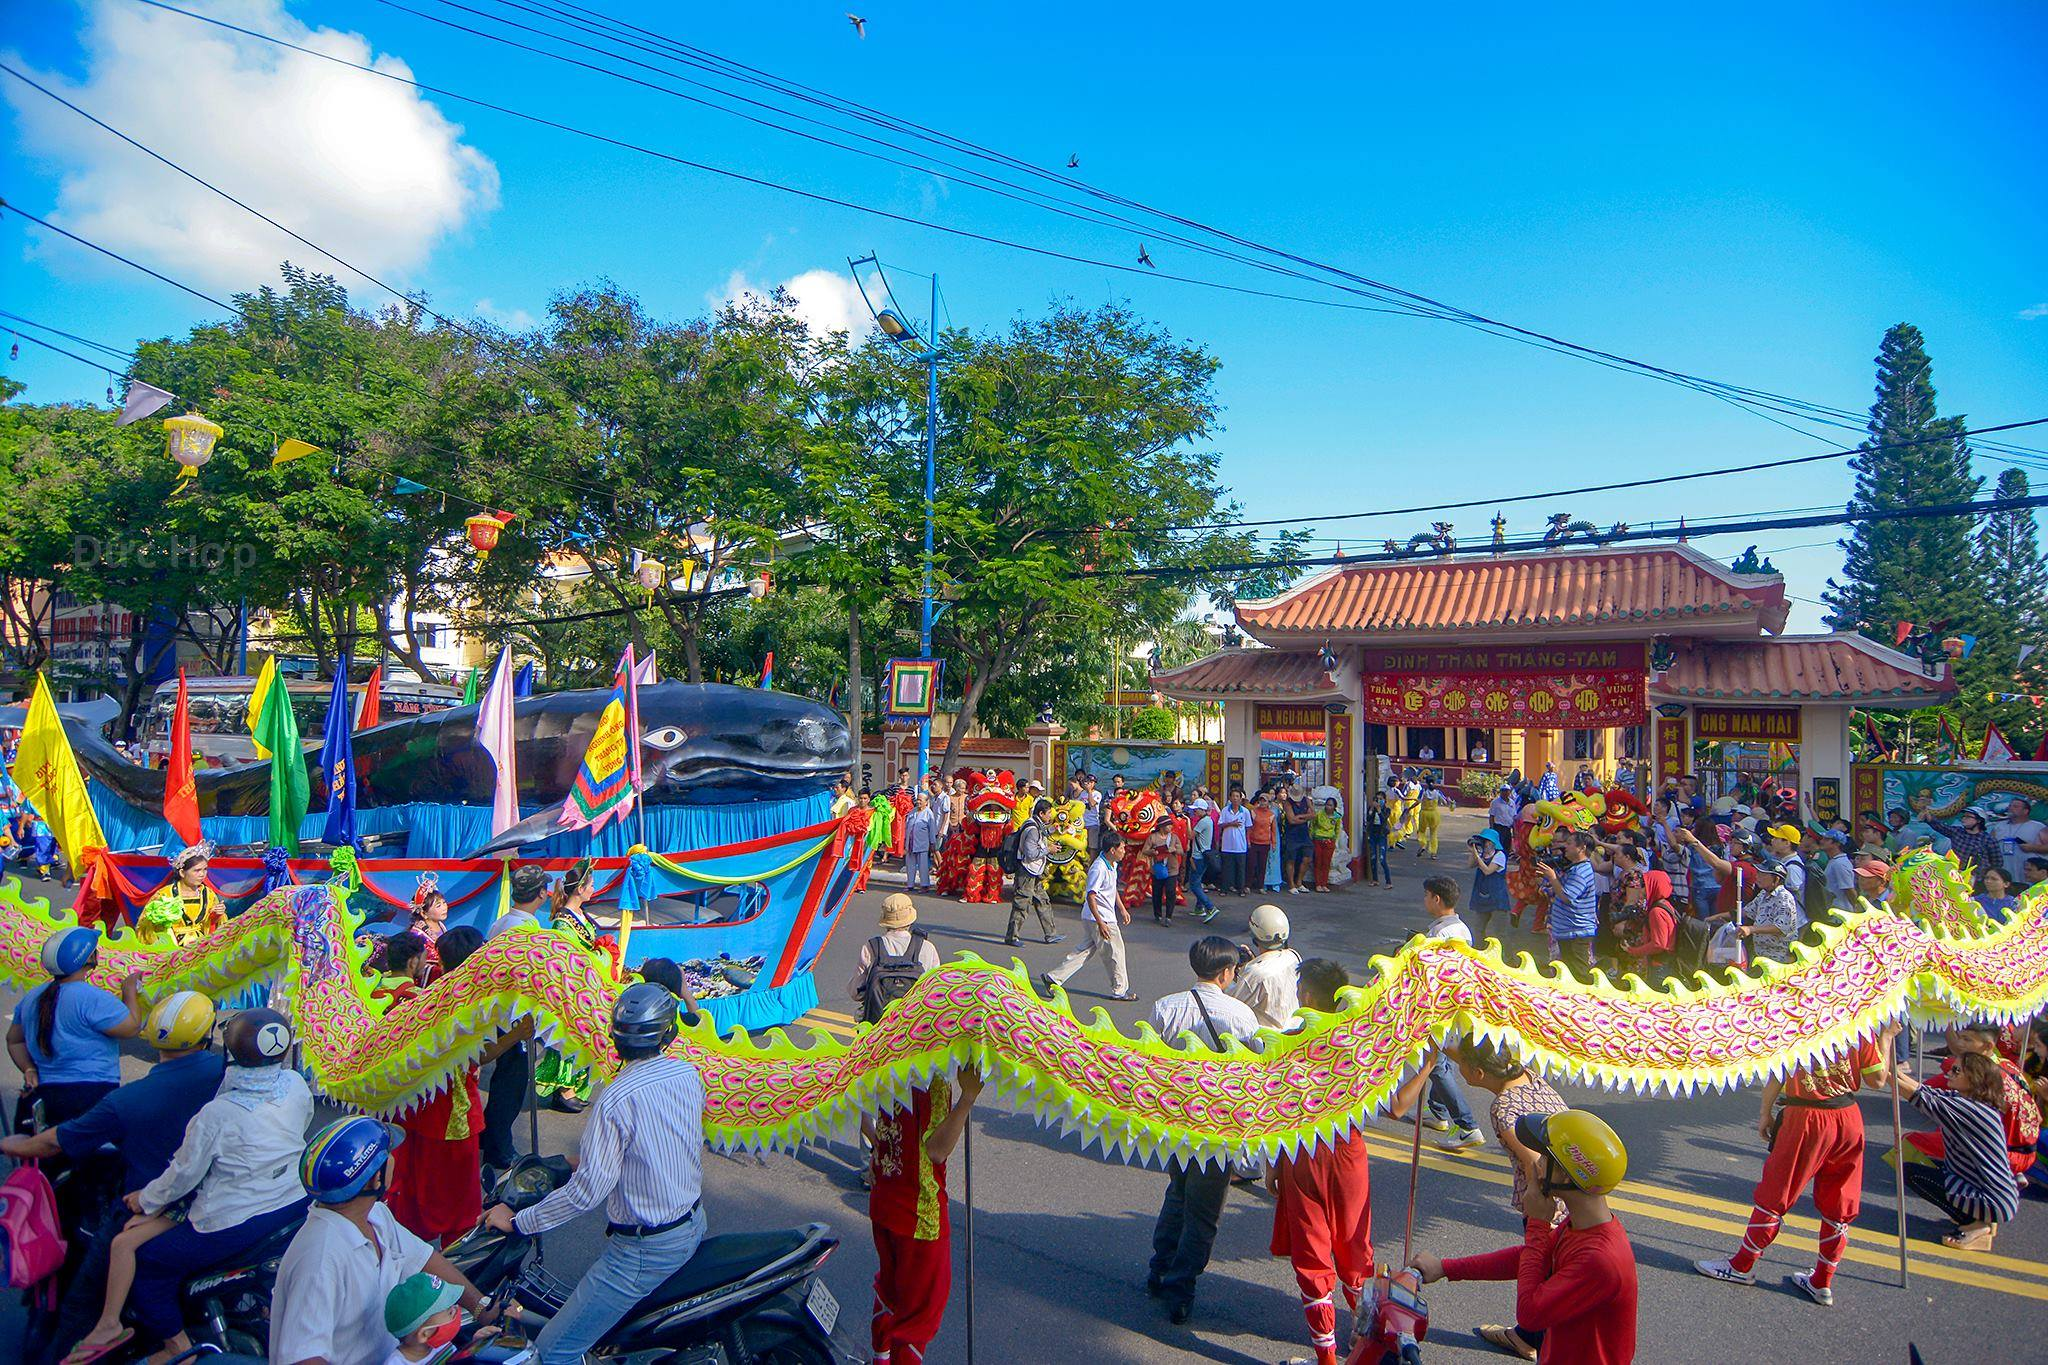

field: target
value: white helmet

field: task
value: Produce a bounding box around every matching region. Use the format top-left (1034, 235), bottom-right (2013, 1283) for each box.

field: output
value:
top-left (1248, 903), bottom-right (1290, 948)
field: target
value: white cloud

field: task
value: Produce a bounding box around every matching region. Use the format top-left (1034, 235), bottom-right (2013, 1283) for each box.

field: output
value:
top-left (5, 0), bottom-right (499, 292)
top-left (2021, 303), bottom-right (2048, 321)
top-left (717, 267), bottom-right (880, 341)
top-left (473, 298), bottom-right (535, 330)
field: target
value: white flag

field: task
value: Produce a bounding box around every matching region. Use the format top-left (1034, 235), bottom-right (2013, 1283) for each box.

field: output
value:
top-left (476, 646), bottom-right (520, 835)
top-left (2021, 644), bottom-right (2037, 668)
top-left (116, 380), bottom-right (174, 427)
top-left (632, 649), bottom-right (659, 686)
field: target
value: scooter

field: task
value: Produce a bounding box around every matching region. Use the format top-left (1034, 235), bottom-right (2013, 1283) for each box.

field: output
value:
top-left (448, 1155), bottom-right (846, 1364)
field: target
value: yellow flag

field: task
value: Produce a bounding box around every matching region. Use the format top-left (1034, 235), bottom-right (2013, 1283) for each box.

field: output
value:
top-left (272, 438), bottom-right (321, 468)
top-left (15, 674), bottom-right (109, 868)
top-left (248, 655), bottom-right (277, 759)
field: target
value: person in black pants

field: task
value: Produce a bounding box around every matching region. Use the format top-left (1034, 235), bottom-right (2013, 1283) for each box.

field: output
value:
top-left (478, 866), bottom-right (567, 1169)
top-left (1146, 939), bottom-right (1262, 1322)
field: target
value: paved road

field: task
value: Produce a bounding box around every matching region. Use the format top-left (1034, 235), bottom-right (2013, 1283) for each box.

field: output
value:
top-left (5, 815), bottom-right (2044, 1363)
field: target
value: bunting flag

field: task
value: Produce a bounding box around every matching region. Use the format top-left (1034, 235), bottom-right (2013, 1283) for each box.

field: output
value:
top-left (476, 646), bottom-right (520, 837)
top-left (1937, 715), bottom-right (1960, 762)
top-left (758, 651), bottom-right (775, 691)
top-left (558, 645), bottom-right (641, 833)
top-left (357, 666), bottom-right (382, 730)
top-left (1892, 621), bottom-right (1916, 647)
top-left (1956, 632), bottom-right (1978, 660)
top-left (462, 667), bottom-right (480, 706)
top-left (272, 438), bottom-right (321, 468)
top-left (15, 674), bottom-right (109, 868)
top-left (632, 650), bottom-right (658, 687)
top-left (253, 667), bottom-right (310, 853)
top-left (1861, 715), bottom-right (1893, 759)
top-left (247, 655), bottom-right (279, 760)
top-left (392, 477), bottom-right (430, 495)
top-left (2021, 644), bottom-right (2038, 669)
top-left (1980, 723), bottom-right (2017, 764)
top-left (115, 380), bottom-right (174, 427)
top-left (514, 661), bottom-right (536, 698)
top-left (319, 659), bottom-right (358, 850)
top-left (164, 668), bottom-right (201, 846)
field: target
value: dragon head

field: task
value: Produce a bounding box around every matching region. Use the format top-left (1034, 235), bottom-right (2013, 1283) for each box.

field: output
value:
top-left (964, 769), bottom-right (1019, 825)
top-left (1108, 788), bottom-right (1167, 842)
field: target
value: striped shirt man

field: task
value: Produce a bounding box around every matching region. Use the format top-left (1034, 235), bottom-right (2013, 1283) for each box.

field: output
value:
top-left (514, 1055), bottom-right (705, 1234)
top-left (1911, 1086), bottom-right (2022, 1224)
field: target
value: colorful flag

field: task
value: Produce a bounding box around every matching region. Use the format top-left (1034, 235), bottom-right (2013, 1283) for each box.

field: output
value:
top-left (1980, 723), bottom-right (2017, 763)
top-left (462, 667), bottom-right (480, 706)
top-left (319, 659), bottom-right (357, 850)
top-left (1937, 715), bottom-right (1960, 761)
top-left (271, 438), bottom-right (321, 468)
top-left (476, 646), bottom-right (520, 836)
top-left (1957, 632), bottom-right (1978, 659)
top-left (15, 674), bottom-right (108, 869)
top-left (759, 651), bottom-right (775, 690)
top-left (1892, 621), bottom-right (1915, 647)
top-left (253, 668), bottom-right (310, 852)
top-left (392, 476), bottom-right (429, 495)
top-left (558, 645), bottom-right (641, 834)
top-left (164, 668), bottom-right (201, 845)
top-left (2021, 644), bottom-right (2038, 669)
top-left (514, 660), bottom-right (536, 697)
top-left (1861, 715), bottom-right (1893, 760)
top-left (247, 655), bottom-right (278, 759)
top-left (357, 666), bottom-right (382, 730)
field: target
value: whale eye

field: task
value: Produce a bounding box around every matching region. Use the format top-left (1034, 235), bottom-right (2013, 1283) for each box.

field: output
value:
top-left (642, 725), bottom-right (688, 751)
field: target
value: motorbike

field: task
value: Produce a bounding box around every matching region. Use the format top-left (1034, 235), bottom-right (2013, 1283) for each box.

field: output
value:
top-left (445, 1155), bottom-right (846, 1364)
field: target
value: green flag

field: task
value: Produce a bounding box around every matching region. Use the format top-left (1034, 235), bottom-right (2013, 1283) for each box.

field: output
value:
top-left (463, 667), bottom-right (480, 705)
top-left (255, 680), bottom-right (310, 852)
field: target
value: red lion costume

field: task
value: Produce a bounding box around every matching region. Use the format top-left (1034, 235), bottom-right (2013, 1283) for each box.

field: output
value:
top-left (1106, 787), bottom-right (1175, 909)
top-left (961, 769), bottom-right (1018, 904)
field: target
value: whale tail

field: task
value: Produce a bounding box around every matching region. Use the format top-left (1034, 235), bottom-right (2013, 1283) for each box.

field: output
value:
top-left (465, 806), bottom-right (581, 859)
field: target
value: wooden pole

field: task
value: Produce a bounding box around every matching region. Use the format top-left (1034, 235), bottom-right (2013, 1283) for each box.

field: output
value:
top-left (1890, 1061), bottom-right (1910, 1288)
top-left (963, 1118), bottom-right (976, 1364)
top-left (1402, 1061), bottom-right (1428, 1267)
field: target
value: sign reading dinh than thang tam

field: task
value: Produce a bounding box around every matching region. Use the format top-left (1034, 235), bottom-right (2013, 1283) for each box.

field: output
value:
top-left (1360, 643), bottom-right (1648, 728)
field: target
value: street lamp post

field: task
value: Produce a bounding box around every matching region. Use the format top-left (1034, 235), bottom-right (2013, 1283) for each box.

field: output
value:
top-left (850, 257), bottom-right (942, 783)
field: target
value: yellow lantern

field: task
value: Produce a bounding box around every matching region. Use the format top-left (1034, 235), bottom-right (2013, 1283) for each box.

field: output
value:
top-left (636, 557), bottom-right (666, 597)
top-left (162, 411), bottom-right (224, 481)
top-left (749, 570), bottom-right (772, 599)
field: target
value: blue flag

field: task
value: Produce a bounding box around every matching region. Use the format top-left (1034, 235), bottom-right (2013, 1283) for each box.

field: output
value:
top-left (514, 660), bottom-right (536, 697)
top-left (319, 658), bottom-right (358, 849)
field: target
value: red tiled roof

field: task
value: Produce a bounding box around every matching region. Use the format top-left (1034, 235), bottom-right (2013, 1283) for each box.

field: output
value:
top-left (1652, 634), bottom-right (1952, 704)
top-left (1237, 545), bottom-right (1789, 640)
top-left (1152, 649), bottom-right (1342, 700)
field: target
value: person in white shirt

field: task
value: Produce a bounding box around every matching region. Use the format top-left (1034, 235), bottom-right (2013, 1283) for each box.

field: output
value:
top-left (1992, 797), bottom-right (2048, 881)
top-left (1217, 791), bottom-right (1253, 895)
top-left (1403, 877), bottom-right (1485, 1150)
top-left (1229, 904), bottom-right (1301, 1029)
top-left (1470, 743), bottom-right (1489, 764)
top-left (1146, 935), bottom-right (1261, 1324)
top-left (1044, 831), bottom-right (1135, 1000)
top-left (95, 1008), bottom-right (311, 1365)
top-left (484, 983), bottom-right (707, 1365)
top-left (274, 1116), bottom-right (491, 1365)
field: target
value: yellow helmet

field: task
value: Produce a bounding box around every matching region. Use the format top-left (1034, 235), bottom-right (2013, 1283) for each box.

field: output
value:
top-left (144, 990), bottom-right (216, 1052)
top-left (1515, 1108), bottom-right (1628, 1195)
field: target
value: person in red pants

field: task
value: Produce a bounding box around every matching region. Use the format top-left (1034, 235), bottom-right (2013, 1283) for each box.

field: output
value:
top-left (870, 1066), bottom-right (983, 1364)
top-left (1268, 959), bottom-right (1372, 1365)
top-left (1692, 1031), bottom-right (1885, 1304)
top-left (1410, 1109), bottom-right (1637, 1365)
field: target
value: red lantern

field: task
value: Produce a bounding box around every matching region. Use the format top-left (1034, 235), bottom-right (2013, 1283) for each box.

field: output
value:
top-left (1941, 636), bottom-right (1965, 660)
top-left (465, 511), bottom-right (516, 563)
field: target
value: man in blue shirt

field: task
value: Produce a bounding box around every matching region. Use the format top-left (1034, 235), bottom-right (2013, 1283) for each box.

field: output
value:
top-left (2, 990), bottom-right (227, 1365)
top-left (1537, 833), bottom-right (1601, 973)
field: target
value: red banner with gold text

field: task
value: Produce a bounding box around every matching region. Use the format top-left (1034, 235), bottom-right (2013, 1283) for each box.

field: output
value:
top-left (1363, 669), bottom-right (1646, 729)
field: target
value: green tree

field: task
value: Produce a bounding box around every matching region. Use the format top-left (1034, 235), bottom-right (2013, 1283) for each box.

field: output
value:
top-left (1823, 323), bottom-right (1984, 641)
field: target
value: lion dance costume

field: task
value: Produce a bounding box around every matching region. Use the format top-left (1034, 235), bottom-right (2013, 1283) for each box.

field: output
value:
top-left (961, 770), bottom-right (1018, 904)
top-left (1043, 799), bottom-right (1089, 903)
top-left (1107, 787), bottom-right (1174, 910)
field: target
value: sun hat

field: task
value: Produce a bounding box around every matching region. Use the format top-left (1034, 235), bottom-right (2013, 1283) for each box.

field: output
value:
top-left (879, 893), bottom-right (917, 930)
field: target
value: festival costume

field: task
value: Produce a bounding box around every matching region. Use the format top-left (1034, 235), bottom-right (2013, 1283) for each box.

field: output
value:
top-left (845, 804), bottom-right (876, 893)
top-left (1725, 1040), bottom-right (1879, 1289)
top-left (888, 787), bottom-right (913, 859)
top-left (137, 881), bottom-right (226, 947)
top-left (867, 796), bottom-right (896, 866)
top-left (1444, 1218), bottom-right (1637, 1365)
top-left (960, 772), bottom-right (1017, 904)
top-left (1417, 792), bottom-right (1442, 858)
top-left (934, 823), bottom-right (974, 897)
top-left (1107, 788), bottom-right (1174, 909)
top-left (1271, 1129), bottom-right (1372, 1365)
top-left (1043, 800), bottom-right (1089, 903)
top-left (389, 1064), bottom-right (484, 1246)
top-left (870, 1086), bottom-right (953, 1365)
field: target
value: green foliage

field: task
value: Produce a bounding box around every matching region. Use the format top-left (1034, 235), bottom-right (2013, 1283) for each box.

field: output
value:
top-left (1124, 706), bottom-right (1178, 741)
top-left (1458, 769), bottom-right (1506, 801)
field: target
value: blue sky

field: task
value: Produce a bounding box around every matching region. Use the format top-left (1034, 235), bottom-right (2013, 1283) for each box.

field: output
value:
top-left (5, 1), bottom-right (2045, 630)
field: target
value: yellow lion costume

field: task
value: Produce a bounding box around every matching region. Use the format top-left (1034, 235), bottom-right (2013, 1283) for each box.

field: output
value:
top-left (1044, 799), bottom-right (1089, 903)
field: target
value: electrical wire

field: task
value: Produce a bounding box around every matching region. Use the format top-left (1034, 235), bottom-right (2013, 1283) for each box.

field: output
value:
top-left (6, 328), bottom-right (128, 377)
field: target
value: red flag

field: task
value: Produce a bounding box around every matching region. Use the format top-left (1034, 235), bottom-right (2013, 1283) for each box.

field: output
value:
top-left (164, 667), bottom-right (201, 845)
top-left (2034, 735), bottom-right (2048, 762)
top-left (1892, 621), bottom-right (1915, 646)
top-left (357, 665), bottom-right (382, 730)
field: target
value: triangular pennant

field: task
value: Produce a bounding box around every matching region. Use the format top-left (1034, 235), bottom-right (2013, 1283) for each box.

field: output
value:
top-left (116, 380), bottom-right (174, 427)
top-left (272, 437), bottom-right (321, 467)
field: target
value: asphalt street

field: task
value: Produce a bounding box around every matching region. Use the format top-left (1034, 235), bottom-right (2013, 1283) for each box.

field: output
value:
top-left (5, 811), bottom-right (2046, 1364)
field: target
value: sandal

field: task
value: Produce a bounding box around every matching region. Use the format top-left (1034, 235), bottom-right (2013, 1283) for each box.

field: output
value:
top-left (1477, 1324), bottom-right (1539, 1360)
top-left (1942, 1221), bottom-right (1997, 1251)
top-left (62, 1329), bottom-right (135, 1365)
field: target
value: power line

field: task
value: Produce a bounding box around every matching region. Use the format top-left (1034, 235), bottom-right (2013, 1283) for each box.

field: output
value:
top-left (6, 328), bottom-right (127, 377)
top-left (1, 308), bottom-right (135, 361)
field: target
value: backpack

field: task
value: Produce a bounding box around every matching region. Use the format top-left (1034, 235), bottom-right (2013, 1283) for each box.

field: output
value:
top-left (997, 828), bottom-right (1024, 875)
top-left (0, 1163), bottom-right (66, 1305)
top-left (860, 931), bottom-right (930, 1023)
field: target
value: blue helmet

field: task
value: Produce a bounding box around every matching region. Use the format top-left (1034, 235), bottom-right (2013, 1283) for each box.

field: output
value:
top-left (40, 927), bottom-right (100, 979)
top-left (301, 1116), bottom-right (404, 1204)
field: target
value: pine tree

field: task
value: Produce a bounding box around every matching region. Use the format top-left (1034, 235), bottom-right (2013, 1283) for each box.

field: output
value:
top-left (1977, 468), bottom-right (2046, 642)
top-left (1823, 324), bottom-right (1983, 643)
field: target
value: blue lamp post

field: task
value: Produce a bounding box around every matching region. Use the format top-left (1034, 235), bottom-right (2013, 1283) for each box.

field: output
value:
top-left (850, 257), bottom-right (942, 783)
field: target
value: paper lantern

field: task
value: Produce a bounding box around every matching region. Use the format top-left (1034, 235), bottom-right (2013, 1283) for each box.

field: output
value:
top-left (635, 558), bottom-right (666, 597)
top-left (1942, 636), bottom-right (1965, 660)
top-left (163, 411), bottom-right (224, 481)
top-left (464, 511), bottom-right (515, 562)
top-left (749, 570), bottom-right (772, 599)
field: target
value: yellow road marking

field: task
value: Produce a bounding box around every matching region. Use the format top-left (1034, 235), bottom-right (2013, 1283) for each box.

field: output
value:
top-left (809, 1006), bottom-right (859, 1024)
top-left (1354, 1132), bottom-right (2048, 1301)
top-left (795, 1012), bottom-right (858, 1039)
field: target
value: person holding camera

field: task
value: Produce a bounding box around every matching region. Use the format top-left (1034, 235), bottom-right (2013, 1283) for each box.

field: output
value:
top-left (1467, 830), bottom-right (1510, 941)
top-left (1231, 905), bottom-right (1301, 1029)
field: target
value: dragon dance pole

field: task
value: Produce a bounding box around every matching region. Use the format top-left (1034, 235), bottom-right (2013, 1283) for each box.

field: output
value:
top-left (1891, 1052), bottom-right (1910, 1287)
top-left (1402, 1057), bottom-right (1427, 1267)
top-left (964, 1118), bottom-right (976, 1365)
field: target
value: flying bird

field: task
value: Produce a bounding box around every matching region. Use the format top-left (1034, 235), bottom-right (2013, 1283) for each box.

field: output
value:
top-left (1137, 245), bottom-right (1156, 268)
top-left (847, 13), bottom-right (866, 37)
top-left (1066, 153), bottom-right (1080, 169)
